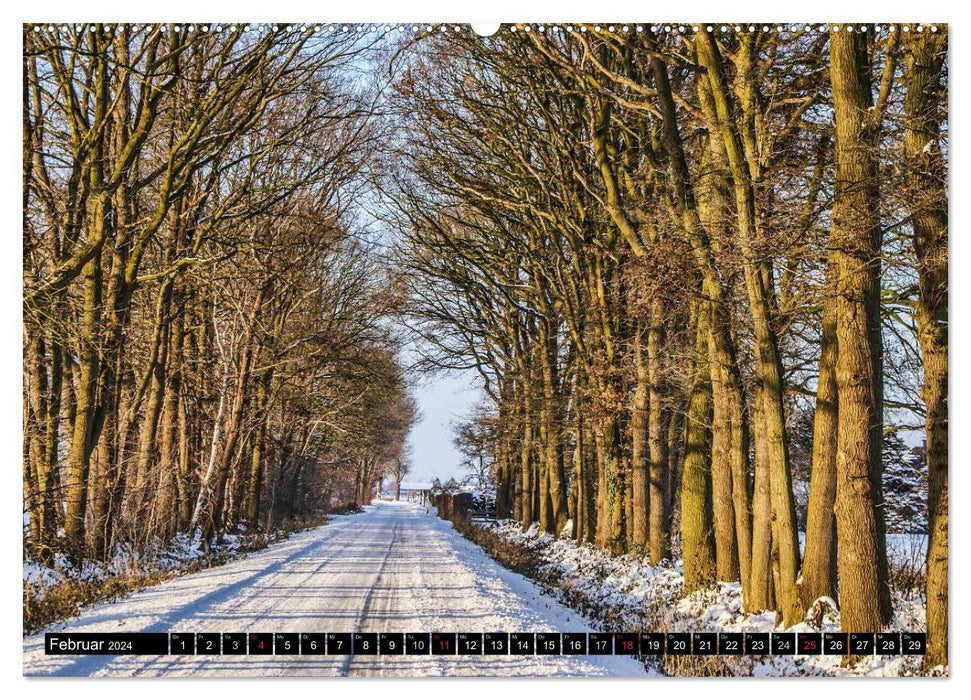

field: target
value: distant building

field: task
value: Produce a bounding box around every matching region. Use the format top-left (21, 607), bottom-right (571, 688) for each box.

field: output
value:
top-left (396, 482), bottom-right (432, 505)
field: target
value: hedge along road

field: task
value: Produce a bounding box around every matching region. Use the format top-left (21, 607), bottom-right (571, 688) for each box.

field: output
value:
top-left (23, 500), bottom-right (647, 677)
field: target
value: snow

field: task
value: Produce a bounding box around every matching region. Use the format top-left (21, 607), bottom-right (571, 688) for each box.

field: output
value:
top-left (480, 521), bottom-right (936, 677)
top-left (22, 501), bottom-right (646, 677)
top-left (24, 526), bottom-right (250, 598)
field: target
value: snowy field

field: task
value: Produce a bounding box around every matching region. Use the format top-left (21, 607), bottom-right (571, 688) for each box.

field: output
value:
top-left (23, 501), bottom-right (644, 677)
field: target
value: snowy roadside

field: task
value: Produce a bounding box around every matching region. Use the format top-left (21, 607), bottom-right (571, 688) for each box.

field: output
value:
top-left (26, 530), bottom-right (246, 589)
top-left (467, 520), bottom-right (940, 677)
top-left (23, 516), bottom-right (330, 635)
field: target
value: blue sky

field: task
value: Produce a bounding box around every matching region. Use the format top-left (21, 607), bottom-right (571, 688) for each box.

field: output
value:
top-left (406, 369), bottom-right (482, 484)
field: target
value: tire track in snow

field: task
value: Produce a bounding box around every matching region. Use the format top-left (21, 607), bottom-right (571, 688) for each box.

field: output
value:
top-left (24, 502), bottom-right (646, 677)
top-left (340, 521), bottom-right (399, 677)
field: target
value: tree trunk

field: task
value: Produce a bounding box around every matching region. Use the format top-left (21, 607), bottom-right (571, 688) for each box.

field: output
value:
top-left (801, 286), bottom-right (839, 608)
top-left (695, 81), bottom-right (748, 587)
top-left (696, 31), bottom-right (801, 624)
top-left (245, 370), bottom-right (272, 527)
top-left (65, 249), bottom-right (103, 551)
top-left (749, 387), bottom-right (775, 612)
top-left (495, 390), bottom-right (513, 519)
top-left (681, 302), bottom-right (716, 593)
top-left (575, 397), bottom-right (597, 544)
top-left (667, 397), bottom-right (684, 518)
top-left (541, 325), bottom-right (569, 533)
top-left (647, 300), bottom-right (672, 564)
top-left (129, 300), bottom-right (170, 528)
top-left (25, 332), bottom-right (60, 543)
top-left (902, 28), bottom-right (948, 668)
top-left (631, 321), bottom-right (650, 550)
top-left (596, 410), bottom-right (626, 554)
top-left (520, 381), bottom-right (534, 530)
top-left (651, 46), bottom-right (753, 598)
top-left (829, 28), bottom-right (893, 632)
top-left (155, 309), bottom-right (183, 541)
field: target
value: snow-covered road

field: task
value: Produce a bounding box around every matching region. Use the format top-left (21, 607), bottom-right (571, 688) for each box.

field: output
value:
top-left (23, 501), bottom-right (645, 677)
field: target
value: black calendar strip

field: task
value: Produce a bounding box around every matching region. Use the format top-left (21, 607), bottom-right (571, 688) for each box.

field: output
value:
top-left (44, 631), bottom-right (926, 656)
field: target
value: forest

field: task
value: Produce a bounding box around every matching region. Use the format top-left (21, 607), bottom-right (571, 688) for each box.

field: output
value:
top-left (23, 23), bottom-right (947, 669)
top-left (383, 23), bottom-right (947, 667)
top-left (23, 26), bottom-right (415, 565)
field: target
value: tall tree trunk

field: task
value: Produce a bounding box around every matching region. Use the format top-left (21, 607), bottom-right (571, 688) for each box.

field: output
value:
top-left (25, 332), bottom-right (59, 543)
top-left (708, 353), bottom-right (739, 582)
top-left (572, 406), bottom-right (584, 541)
top-left (575, 397), bottom-right (597, 544)
top-left (650, 46), bottom-right (753, 598)
top-left (694, 85), bottom-right (748, 587)
top-left (43, 340), bottom-right (64, 540)
top-left (537, 395), bottom-right (553, 534)
top-left (902, 28), bottom-right (948, 668)
top-left (176, 324), bottom-right (194, 531)
top-left (703, 293), bottom-right (739, 581)
top-left (829, 28), bottom-right (893, 632)
top-left (696, 31), bottom-right (802, 624)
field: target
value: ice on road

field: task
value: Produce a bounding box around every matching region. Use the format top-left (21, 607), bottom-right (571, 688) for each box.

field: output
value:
top-left (23, 501), bottom-right (646, 677)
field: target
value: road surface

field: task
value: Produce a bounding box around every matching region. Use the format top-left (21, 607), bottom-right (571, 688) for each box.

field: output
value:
top-left (23, 501), bottom-right (646, 677)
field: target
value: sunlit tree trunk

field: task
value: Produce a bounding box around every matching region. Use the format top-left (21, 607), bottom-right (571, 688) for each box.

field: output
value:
top-left (245, 370), bottom-right (272, 528)
top-left (65, 249), bottom-right (103, 550)
top-left (829, 28), bottom-right (893, 632)
top-left (155, 305), bottom-right (183, 541)
top-left (681, 302), bottom-right (716, 592)
top-left (696, 31), bottom-right (801, 624)
top-left (902, 28), bottom-right (948, 668)
top-left (749, 386), bottom-right (775, 612)
top-left (519, 378), bottom-right (534, 529)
